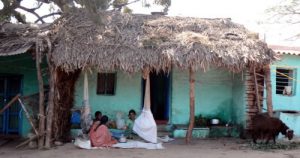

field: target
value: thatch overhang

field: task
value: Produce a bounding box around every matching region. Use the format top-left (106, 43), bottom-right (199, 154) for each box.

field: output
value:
top-left (53, 9), bottom-right (275, 73)
top-left (0, 22), bottom-right (51, 57)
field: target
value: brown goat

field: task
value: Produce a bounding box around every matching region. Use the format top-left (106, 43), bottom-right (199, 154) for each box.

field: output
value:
top-left (252, 114), bottom-right (294, 144)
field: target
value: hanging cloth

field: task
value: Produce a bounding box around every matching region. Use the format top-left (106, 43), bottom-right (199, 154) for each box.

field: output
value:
top-left (80, 72), bottom-right (93, 134)
top-left (133, 72), bottom-right (157, 143)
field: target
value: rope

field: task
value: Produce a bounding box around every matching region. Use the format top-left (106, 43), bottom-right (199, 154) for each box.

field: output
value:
top-left (274, 70), bottom-right (300, 83)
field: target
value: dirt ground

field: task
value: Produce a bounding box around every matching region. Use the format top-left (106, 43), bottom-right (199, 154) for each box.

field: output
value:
top-left (1, 138), bottom-right (300, 158)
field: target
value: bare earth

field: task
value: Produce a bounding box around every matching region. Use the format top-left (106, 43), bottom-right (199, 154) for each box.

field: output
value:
top-left (1, 138), bottom-right (300, 158)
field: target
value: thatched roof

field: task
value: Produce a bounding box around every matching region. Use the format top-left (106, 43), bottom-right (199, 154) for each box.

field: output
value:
top-left (0, 22), bottom-right (50, 57)
top-left (51, 9), bottom-right (276, 73)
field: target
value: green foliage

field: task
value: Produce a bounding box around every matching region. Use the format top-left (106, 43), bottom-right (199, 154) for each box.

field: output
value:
top-left (154, 0), bottom-right (171, 7)
top-left (154, 0), bottom-right (171, 12)
top-left (0, 14), bottom-right (10, 22)
top-left (76, 0), bottom-right (111, 11)
top-left (112, 0), bottom-right (128, 8)
top-left (123, 6), bottom-right (132, 14)
top-left (0, 0), bottom-right (172, 23)
top-left (266, 0), bottom-right (300, 23)
top-left (194, 114), bottom-right (208, 127)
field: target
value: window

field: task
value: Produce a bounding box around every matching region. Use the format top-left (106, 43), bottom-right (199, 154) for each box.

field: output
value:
top-left (276, 68), bottom-right (295, 96)
top-left (97, 73), bottom-right (116, 95)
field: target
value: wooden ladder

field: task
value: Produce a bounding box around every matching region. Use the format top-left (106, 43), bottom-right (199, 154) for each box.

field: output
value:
top-left (245, 68), bottom-right (265, 130)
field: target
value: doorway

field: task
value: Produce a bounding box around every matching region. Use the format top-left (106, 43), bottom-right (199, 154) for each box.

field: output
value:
top-left (142, 71), bottom-right (170, 123)
top-left (0, 75), bottom-right (22, 135)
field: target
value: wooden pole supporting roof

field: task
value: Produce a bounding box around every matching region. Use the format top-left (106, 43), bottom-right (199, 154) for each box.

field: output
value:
top-left (45, 55), bottom-right (56, 149)
top-left (143, 71), bottom-right (151, 110)
top-left (186, 67), bottom-right (195, 144)
top-left (35, 44), bottom-right (46, 149)
top-left (264, 65), bottom-right (273, 117)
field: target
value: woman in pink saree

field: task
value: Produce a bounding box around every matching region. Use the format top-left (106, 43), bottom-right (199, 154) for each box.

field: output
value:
top-left (89, 115), bottom-right (117, 147)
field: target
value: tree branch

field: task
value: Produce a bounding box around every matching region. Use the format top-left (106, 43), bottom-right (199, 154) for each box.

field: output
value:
top-left (12, 10), bottom-right (26, 24)
top-left (34, 12), bottom-right (62, 23)
top-left (18, 5), bottom-right (46, 23)
top-left (112, 0), bottom-right (141, 10)
top-left (31, 2), bottom-right (44, 10)
top-left (36, 0), bottom-right (51, 4)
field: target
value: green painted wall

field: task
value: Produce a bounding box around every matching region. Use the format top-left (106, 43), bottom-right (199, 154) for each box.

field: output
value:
top-left (74, 72), bottom-right (142, 120)
top-left (171, 68), bottom-right (246, 126)
top-left (232, 73), bottom-right (246, 127)
top-left (267, 54), bottom-right (300, 111)
top-left (0, 54), bottom-right (247, 137)
top-left (74, 68), bottom-right (246, 127)
top-left (278, 112), bottom-right (300, 138)
top-left (0, 53), bottom-right (39, 137)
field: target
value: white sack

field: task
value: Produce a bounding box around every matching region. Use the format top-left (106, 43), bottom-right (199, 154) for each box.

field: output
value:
top-left (133, 108), bottom-right (157, 143)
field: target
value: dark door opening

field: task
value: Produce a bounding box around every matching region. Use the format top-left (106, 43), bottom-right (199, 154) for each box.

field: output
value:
top-left (142, 71), bottom-right (170, 122)
top-left (0, 75), bottom-right (22, 135)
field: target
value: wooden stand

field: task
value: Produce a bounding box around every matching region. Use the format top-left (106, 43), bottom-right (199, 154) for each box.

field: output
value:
top-left (0, 94), bottom-right (41, 149)
top-left (0, 94), bottom-right (20, 114)
top-left (18, 98), bottom-right (39, 135)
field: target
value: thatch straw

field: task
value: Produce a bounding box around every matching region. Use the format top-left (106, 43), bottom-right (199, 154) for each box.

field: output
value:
top-left (0, 22), bottom-right (51, 56)
top-left (1, 9), bottom-right (275, 73)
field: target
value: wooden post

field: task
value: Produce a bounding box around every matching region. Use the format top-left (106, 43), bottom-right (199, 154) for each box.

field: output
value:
top-left (18, 98), bottom-right (39, 136)
top-left (36, 50), bottom-right (45, 148)
top-left (186, 67), bottom-right (195, 144)
top-left (16, 133), bottom-right (45, 149)
top-left (144, 72), bottom-right (151, 110)
top-left (0, 94), bottom-right (20, 114)
top-left (45, 61), bottom-right (56, 149)
top-left (253, 67), bottom-right (261, 113)
top-left (264, 65), bottom-right (273, 117)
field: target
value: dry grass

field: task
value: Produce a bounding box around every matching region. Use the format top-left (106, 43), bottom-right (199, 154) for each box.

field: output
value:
top-left (0, 22), bottom-right (50, 56)
top-left (50, 9), bottom-right (276, 73)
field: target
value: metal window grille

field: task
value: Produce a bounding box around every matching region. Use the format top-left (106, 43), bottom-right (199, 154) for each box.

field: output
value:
top-left (276, 68), bottom-right (295, 96)
top-left (97, 73), bottom-right (116, 95)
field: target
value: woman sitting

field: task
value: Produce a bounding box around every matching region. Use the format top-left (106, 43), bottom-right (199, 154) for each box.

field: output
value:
top-left (89, 115), bottom-right (117, 147)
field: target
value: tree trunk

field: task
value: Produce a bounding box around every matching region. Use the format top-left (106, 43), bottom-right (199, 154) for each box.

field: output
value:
top-left (186, 68), bottom-right (195, 144)
top-left (36, 50), bottom-right (45, 149)
top-left (264, 65), bottom-right (273, 117)
top-left (45, 60), bottom-right (56, 149)
top-left (52, 69), bottom-right (80, 141)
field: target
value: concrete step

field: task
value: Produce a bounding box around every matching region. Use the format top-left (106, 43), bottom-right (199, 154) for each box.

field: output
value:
top-left (157, 131), bottom-right (172, 137)
top-left (157, 125), bottom-right (167, 132)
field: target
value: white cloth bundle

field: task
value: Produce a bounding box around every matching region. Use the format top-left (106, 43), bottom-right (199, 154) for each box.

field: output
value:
top-left (133, 108), bottom-right (157, 143)
top-left (112, 141), bottom-right (164, 149)
top-left (74, 137), bottom-right (164, 150)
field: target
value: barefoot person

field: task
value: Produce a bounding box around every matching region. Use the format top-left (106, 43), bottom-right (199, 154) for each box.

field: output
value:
top-left (124, 109), bottom-right (136, 138)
